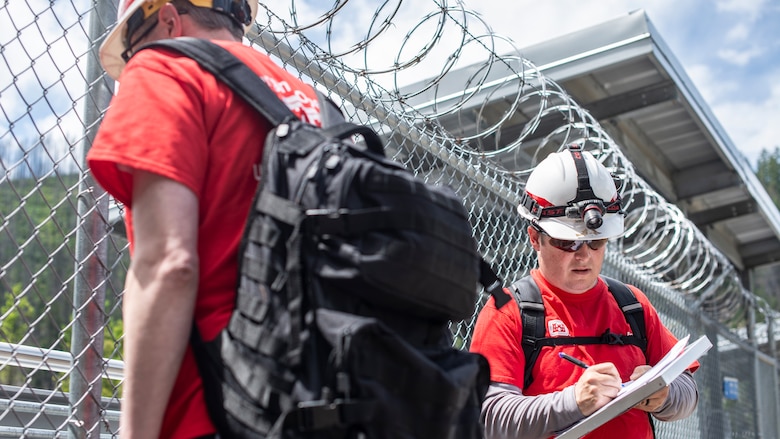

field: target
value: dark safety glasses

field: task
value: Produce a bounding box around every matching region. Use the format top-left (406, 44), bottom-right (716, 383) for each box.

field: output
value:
top-left (532, 224), bottom-right (608, 252)
top-left (546, 236), bottom-right (608, 252)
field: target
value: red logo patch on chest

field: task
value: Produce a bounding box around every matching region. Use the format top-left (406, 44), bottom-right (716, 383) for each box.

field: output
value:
top-left (548, 319), bottom-right (570, 337)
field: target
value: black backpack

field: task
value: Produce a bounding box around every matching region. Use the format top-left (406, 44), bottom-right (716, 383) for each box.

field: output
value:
top-left (141, 38), bottom-right (500, 439)
top-left (507, 275), bottom-right (648, 389)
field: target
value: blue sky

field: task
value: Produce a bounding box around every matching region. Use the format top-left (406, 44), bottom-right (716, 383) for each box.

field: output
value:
top-left (467, 0), bottom-right (780, 167)
top-left (1, 0), bottom-right (777, 170)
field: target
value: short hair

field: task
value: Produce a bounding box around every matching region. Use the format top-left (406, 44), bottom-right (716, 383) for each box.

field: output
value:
top-left (172, 0), bottom-right (243, 40)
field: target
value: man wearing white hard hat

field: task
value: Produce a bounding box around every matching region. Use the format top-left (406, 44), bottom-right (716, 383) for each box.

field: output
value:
top-left (470, 144), bottom-right (699, 438)
top-left (86, 1), bottom-right (323, 437)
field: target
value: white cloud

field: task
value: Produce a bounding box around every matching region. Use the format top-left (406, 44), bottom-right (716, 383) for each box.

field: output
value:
top-left (717, 46), bottom-right (764, 66)
top-left (3, 0), bottom-right (777, 171)
top-left (0, 0), bottom-right (91, 145)
top-left (725, 22), bottom-right (750, 42)
top-left (685, 64), bottom-right (726, 103)
top-left (716, 0), bottom-right (767, 19)
top-left (682, 62), bottom-right (779, 165)
top-left (709, 70), bottom-right (780, 164)
top-left (466, 0), bottom-right (655, 48)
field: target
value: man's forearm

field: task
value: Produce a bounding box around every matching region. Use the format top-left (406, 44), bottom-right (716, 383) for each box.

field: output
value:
top-left (482, 383), bottom-right (584, 439)
top-left (120, 259), bottom-right (199, 438)
top-left (652, 371), bottom-right (699, 421)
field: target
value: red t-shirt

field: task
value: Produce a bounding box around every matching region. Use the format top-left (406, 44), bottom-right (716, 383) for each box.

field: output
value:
top-left (470, 269), bottom-right (699, 439)
top-left (87, 39), bottom-right (321, 438)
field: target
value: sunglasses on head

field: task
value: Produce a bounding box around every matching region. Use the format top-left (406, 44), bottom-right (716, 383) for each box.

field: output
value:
top-left (532, 225), bottom-right (608, 252)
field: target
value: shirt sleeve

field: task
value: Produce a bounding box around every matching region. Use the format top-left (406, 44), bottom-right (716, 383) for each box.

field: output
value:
top-left (652, 371), bottom-right (699, 421)
top-left (88, 49), bottom-right (210, 207)
top-left (482, 382), bottom-right (583, 439)
top-left (469, 294), bottom-right (526, 389)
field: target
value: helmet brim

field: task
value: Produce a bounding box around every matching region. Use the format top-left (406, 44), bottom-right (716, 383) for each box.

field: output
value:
top-left (100, 0), bottom-right (149, 81)
top-left (518, 203), bottom-right (624, 241)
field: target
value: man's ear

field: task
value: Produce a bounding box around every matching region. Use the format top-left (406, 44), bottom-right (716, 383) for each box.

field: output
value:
top-left (156, 3), bottom-right (183, 38)
top-left (528, 225), bottom-right (542, 251)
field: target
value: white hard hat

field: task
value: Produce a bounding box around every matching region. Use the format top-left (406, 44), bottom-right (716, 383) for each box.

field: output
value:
top-left (100, 0), bottom-right (258, 80)
top-left (518, 144), bottom-right (624, 240)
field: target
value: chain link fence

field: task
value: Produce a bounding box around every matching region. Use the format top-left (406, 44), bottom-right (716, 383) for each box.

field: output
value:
top-left (1, 1), bottom-right (779, 437)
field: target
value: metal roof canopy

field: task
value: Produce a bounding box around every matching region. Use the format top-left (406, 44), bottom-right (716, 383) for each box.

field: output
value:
top-left (521, 10), bottom-right (780, 277)
top-left (403, 9), bottom-right (780, 283)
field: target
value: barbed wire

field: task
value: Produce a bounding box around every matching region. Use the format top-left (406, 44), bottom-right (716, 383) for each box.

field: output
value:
top-left (253, 0), bottom-right (769, 323)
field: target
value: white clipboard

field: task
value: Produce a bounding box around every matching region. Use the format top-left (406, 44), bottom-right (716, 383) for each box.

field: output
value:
top-left (555, 335), bottom-right (712, 439)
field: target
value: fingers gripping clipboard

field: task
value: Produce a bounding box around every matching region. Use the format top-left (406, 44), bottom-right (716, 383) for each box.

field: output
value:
top-left (555, 335), bottom-right (712, 439)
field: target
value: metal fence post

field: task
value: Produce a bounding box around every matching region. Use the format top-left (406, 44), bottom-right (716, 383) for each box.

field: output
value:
top-left (769, 315), bottom-right (780, 438)
top-left (748, 305), bottom-right (761, 439)
top-left (68, 0), bottom-right (118, 437)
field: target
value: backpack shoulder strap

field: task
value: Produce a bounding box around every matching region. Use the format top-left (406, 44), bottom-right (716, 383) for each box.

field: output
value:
top-left (600, 277), bottom-right (656, 437)
top-left (480, 259), bottom-right (511, 309)
top-left (508, 276), bottom-right (546, 390)
top-left (602, 276), bottom-right (648, 355)
top-left (140, 37), bottom-right (297, 126)
top-left (316, 91), bottom-right (345, 128)
top-left (140, 39), bottom-right (388, 155)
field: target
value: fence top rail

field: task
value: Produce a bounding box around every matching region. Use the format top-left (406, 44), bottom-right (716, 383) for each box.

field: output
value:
top-left (0, 343), bottom-right (124, 382)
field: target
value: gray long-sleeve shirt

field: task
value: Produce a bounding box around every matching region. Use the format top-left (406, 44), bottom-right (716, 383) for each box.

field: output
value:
top-left (481, 371), bottom-right (699, 439)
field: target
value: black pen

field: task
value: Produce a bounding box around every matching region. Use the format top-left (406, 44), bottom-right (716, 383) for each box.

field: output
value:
top-left (559, 352), bottom-right (590, 369)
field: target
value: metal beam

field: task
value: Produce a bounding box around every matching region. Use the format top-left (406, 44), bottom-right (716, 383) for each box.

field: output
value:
top-left (674, 161), bottom-right (742, 200)
top-left (585, 80), bottom-right (678, 120)
top-left (743, 251), bottom-right (780, 268)
top-left (688, 200), bottom-right (758, 227)
top-left (740, 239), bottom-right (780, 268)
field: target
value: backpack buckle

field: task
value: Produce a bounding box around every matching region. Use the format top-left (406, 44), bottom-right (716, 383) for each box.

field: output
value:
top-left (291, 401), bottom-right (341, 431)
top-left (522, 335), bottom-right (538, 347)
top-left (601, 329), bottom-right (625, 345)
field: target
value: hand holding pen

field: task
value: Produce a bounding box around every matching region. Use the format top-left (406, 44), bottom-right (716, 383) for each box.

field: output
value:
top-left (559, 352), bottom-right (623, 416)
top-left (559, 352), bottom-right (632, 388)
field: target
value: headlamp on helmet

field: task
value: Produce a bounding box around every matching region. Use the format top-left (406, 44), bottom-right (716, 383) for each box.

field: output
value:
top-left (568, 199), bottom-right (604, 230)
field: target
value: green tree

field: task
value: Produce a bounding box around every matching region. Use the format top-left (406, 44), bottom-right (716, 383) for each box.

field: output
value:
top-left (756, 147), bottom-right (780, 206)
top-left (102, 316), bottom-right (124, 398)
top-left (0, 285), bottom-right (60, 388)
top-left (2, 171), bottom-right (129, 391)
top-left (753, 147), bottom-right (780, 312)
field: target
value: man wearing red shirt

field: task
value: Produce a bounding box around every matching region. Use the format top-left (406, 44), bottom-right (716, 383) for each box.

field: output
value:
top-left (470, 145), bottom-right (699, 438)
top-left (87, 1), bottom-right (321, 437)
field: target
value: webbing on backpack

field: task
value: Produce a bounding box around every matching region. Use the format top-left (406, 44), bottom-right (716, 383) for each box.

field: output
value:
top-left (508, 275), bottom-right (648, 390)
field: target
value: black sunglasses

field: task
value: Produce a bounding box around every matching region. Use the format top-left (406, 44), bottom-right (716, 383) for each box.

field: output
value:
top-left (532, 225), bottom-right (608, 252)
